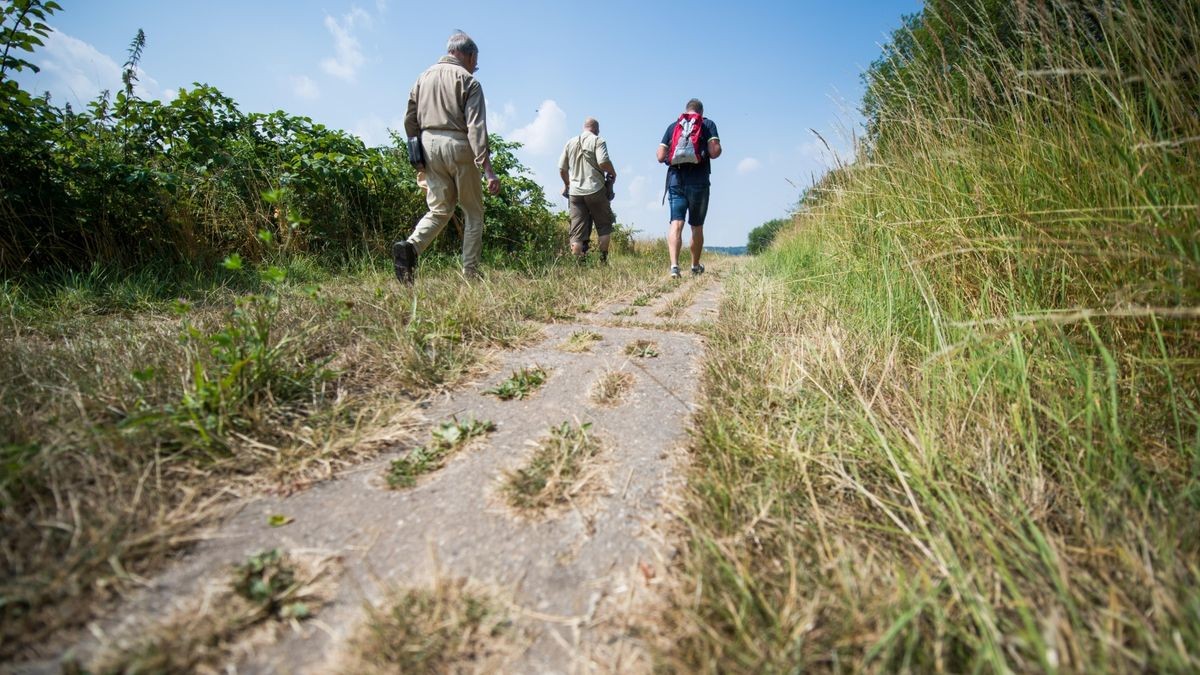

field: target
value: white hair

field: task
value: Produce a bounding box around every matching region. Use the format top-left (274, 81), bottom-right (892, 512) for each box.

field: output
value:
top-left (446, 31), bottom-right (478, 56)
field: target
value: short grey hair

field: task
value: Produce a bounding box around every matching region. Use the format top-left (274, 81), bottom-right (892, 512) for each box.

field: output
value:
top-left (446, 31), bottom-right (478, 56)
top-left (686, 98), bottom-right (704, 114)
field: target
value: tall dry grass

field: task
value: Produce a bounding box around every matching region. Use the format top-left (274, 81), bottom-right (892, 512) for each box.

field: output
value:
top-left (663, 1), bottom-right (1199, 672)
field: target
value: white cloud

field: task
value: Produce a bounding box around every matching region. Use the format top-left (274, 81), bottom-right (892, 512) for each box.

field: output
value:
top-left (290, 75), bottom-right (319, 100)
top-left (508, 99), bottom-right (567, 155)
top-left (487, 100), bottom-right (517, 134)
top-left (736, 157), bottom-right (761, 175)
top-left (33, 28), bottom-right (163, 105)
top-left (612, 172), bottom-right (649, 210)
top-left (320, 8), bottom-right (370, 82)
top-left (375, 0), bottom-right (388, 12)
top-left (351, 114), bottom-right (404, 147)
top-left (797, 132), bottom-right (852, 168)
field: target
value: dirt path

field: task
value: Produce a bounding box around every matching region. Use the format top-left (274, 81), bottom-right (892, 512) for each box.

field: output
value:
top-left (34, 264), bottom-right (723, 674)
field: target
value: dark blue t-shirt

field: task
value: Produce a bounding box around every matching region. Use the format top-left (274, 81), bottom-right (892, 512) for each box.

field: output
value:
top-left (661, 117), bottom-right (719, 187)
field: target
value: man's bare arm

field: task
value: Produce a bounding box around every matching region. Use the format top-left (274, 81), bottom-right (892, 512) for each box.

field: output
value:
top-left (656, 144), bottom-right (668, 163)
top-left (708, 138), bottom-right (722, 159)
top-left (599, 161), bottom-right (617, 180)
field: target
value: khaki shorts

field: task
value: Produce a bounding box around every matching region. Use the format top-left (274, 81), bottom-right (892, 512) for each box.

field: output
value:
top-left (568, 190), bottom-right (614, 246)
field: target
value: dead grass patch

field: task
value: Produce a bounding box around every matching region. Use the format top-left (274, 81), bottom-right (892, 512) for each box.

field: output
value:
top-left (501, 422), bottom-right (605, 514)
top-left (341, 577), bottom-right (518, 674)
top-left (558, 329), bottom-right (603, 353)
top-left (590, 369), bottom-right (635, 407)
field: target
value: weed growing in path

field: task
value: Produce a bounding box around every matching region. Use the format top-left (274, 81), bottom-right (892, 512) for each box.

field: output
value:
top-left (589, 370), bottom-right (635, 407)
top-left (624, 339), bottom-right (659, 358)
top-left (612, 307), bottom-right (638, 317)
top-left (559, 330), bottom-right (603, 353)
top-left (386, 418), bottom-right (496, 488)
top-left (88, 549), bottom-right (335, 674)
top-left (502, 422), bottom-right (602, 513)
top-left (342, 578), bottom-right (515, 674)
top-left (484, 366), bottom-right (548, 401)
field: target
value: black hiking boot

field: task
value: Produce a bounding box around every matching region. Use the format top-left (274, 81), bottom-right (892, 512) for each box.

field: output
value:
top-left (392, 240), bottom-right (417, 285)
top-left (691, 263), bottom-right (705, 276)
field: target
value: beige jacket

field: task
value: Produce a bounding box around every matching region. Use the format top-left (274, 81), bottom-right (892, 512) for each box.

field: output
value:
top-left (404, 55), bottom-right (490, 166)
top-left (558, 131), bottom-right (612, 197)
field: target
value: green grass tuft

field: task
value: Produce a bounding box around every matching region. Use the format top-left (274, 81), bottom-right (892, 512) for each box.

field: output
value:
top-left (484, 365), bottom-right (548, 401)
top-left (502, 422), bottom-right (602, 513)
top-left (386, 418), bottom-right (496, 489)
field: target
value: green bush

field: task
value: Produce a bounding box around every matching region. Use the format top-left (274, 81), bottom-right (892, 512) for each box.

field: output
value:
top-left (0, 2), bottom-right (560, 274)
top-left (746, 217), bottom-right (789, 255)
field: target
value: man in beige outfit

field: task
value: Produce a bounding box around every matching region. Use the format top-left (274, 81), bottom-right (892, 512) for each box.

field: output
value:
top-left (558, 118), bottom-right (617, 264)
top-left (394, 30), bottom-right (501, 284)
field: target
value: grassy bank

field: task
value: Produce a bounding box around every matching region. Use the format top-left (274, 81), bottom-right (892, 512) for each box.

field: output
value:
top-left (0, 248), bottom-right (666, 661)
top-left (664, 1), bottom-right (1198, 672)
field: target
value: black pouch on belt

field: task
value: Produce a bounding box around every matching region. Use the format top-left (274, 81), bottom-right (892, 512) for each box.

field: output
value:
top-left (406, 136), bottom-right (425, 167)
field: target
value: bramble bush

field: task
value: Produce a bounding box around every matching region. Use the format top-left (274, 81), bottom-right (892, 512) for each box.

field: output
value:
top-left (0, 1), bottom-right (569, 275)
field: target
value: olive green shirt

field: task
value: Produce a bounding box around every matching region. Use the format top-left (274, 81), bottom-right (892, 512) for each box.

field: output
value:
top-left (404, 55), bottom-right (490, 166)
top-left (558, 130), bottom-right (611, 196)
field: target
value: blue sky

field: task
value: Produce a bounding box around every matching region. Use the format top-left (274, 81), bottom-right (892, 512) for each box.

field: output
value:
top-left (16, 0), bottom-right (921, 247)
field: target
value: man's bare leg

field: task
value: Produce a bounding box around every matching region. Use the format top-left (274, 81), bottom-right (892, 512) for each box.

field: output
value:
top-left (668, 219), bottom-right (685, 269)
top-left (690, 225), bottom-right (703, 268)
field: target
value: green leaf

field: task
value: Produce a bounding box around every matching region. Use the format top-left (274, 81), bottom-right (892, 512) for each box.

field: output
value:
top-left (280, 601), bottom-right (310, 619)
top-left (132, 366), bottom-right (156, 382)
top-left (260, 266), bottom-right (287, 284)
top-left (222, 253), bottom-right (243, 270)
top-left (267, 514), bottom-right (293, 527)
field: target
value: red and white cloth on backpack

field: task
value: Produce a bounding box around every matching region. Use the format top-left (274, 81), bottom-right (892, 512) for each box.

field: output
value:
top-left (667, 112), bottom-right (705, 165)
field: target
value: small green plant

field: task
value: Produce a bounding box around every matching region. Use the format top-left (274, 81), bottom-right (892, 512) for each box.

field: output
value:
top-left (484, 365), bottom-right (548, 401)
top-left (624, 339), bottom-right (659, 358)
top-left (612, 307), bottom-right (638, 317)
top-left (386, 418), bottom-right (496, 488)
top-left (559, 330), bottom-right (603, 353)
top-left (122, 232), bottom-right (334, 458)
top-left (502, 422), bottom-right (602, 512)
top-left (90, 548), bottom-right (323, 673)
top-left (231, 548), bottom-right (303, 617)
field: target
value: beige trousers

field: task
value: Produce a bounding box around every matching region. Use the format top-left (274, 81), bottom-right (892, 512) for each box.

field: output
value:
top-left (408, 129), bottom-right (484, 271)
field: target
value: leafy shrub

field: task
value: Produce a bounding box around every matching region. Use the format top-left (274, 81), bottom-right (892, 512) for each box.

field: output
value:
top-left (0, 4), bottom-right (562, 274)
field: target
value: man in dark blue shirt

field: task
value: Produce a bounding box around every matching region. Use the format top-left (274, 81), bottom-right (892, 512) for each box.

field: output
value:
top-left (657, 98), bottom-right (722, 278)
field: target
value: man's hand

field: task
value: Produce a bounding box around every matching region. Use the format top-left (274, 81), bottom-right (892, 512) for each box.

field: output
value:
top-left (487, 174), bottom-right (501, 195)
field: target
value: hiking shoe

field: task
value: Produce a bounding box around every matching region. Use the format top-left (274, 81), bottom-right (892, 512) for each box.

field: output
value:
top-left (670, 265), bottom-right (681, 279)
top-left (463, 267), bottom-right (483, 282)
top-left (691, 264), bottom-right (705, 276)
top-left (599, 251), bottom-right (609, 266)
top-left (392, 240), bottom-right (416, 284)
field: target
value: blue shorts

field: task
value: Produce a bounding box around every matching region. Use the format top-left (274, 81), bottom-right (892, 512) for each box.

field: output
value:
top-left (668, 184), bottom-right (710, 227)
